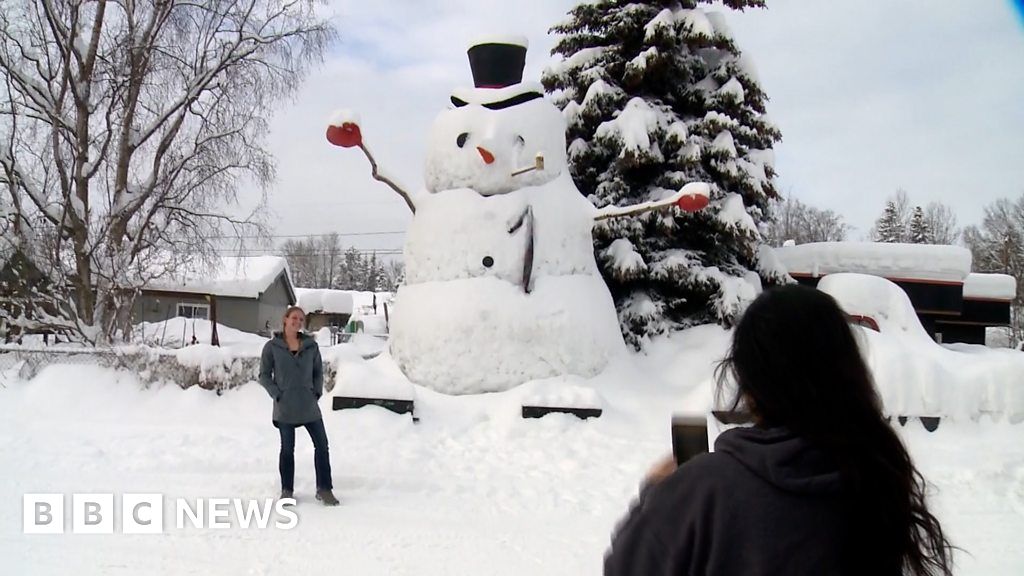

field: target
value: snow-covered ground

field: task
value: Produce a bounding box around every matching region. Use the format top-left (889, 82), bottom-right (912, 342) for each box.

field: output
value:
top-left (2, 325), bottom-right (1023, 575)
top-left (134, 317), bottom-right (268, 352)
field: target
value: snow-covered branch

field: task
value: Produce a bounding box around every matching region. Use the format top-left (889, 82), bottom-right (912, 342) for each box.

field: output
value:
top-left (594, 182), bottom-right (710, 221)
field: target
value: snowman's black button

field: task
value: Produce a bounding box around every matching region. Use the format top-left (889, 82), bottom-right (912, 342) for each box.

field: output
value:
top-left (482, 256), bottom-right (494, 268)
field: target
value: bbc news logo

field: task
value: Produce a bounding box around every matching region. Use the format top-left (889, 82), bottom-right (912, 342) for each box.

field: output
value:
top-left (23, 494), bottom-right (298, 534)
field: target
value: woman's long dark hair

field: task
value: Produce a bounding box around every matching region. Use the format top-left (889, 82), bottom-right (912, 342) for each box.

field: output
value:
top-left (716, 284), bottom-right (953, 576)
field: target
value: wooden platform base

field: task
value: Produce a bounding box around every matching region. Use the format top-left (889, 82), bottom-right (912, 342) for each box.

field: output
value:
top-left (333, 396), bottom-right (416, 420)
top-left (895, 416), bottom-right (941, 432)
top-left (521, 406), bottom-right (602, 420)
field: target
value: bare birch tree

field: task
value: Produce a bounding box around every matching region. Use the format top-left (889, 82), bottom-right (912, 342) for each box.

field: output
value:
top-left (962, 194), bottom-right (1024, 346)
top-left (924, 201), bottom-right (959, 245)
top-left (0, 0), bottom-right (334, 342)
top-left (764, 196), bottom-right (851, 246)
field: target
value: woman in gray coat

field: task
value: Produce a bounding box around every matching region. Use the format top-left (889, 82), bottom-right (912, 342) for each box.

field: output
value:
top-left (259, 306), bottom-right (339, 506)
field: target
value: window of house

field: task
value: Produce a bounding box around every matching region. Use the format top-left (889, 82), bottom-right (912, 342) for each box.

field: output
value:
top-left (177, 303), bottom-right (210, 320)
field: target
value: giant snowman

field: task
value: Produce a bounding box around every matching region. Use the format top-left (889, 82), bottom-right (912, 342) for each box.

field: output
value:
top-left (327, 37), bottom-right (708, 394)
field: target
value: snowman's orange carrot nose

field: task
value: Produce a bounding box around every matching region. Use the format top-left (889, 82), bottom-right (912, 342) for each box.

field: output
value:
top-left (477, 146), bottom-right (495, 164)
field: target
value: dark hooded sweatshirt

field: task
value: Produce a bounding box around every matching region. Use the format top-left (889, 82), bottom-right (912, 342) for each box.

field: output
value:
top-left (605, 426), bottom-right (846, 576)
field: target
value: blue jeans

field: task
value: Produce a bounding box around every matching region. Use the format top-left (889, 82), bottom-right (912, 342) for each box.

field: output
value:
top-left (277, 418), bottom-right (333, 491)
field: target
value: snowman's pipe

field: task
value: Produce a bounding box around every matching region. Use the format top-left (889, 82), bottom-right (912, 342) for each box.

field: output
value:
top-left (357, 142), bottom-right (416, 213)
top-left (511, 166), bottom-right (537, 177)
top-left (511, 154), bottom-right (545, 177)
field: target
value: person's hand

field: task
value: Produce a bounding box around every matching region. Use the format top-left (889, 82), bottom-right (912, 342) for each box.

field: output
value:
top-left (644, 455), bottom-right (678, 486)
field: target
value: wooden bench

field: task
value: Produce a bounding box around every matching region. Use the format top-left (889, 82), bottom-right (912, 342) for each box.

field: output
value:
top-left (332, 396), bottom-right (417, 422)
top-left (894, 415), bottom-right (941, 432)
top-left (521, 405), bottom-right (602, 420)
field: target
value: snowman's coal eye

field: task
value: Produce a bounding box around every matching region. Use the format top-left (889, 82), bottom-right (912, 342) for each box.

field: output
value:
top-left (456, 133), bottom-right (469, 148)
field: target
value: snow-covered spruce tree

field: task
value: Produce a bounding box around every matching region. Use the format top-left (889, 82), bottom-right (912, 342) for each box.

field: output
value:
top-left (908, 206), bottom-right (932, 244)
top-left (873, 201), bottom-right (905, 243)
top-left (542, 0), bottom-right (786, 348)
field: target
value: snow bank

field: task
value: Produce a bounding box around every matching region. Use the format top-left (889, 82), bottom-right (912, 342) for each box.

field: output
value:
top-left (134, 317), bottom-right (266, 350)
top-left (818, 273), bottom-right (1024, 423)
top-left (774, 242), bottom-right (972, 283)
top-left (518, 376), bottom-right (603, 409)
top-left (170, 343), bottom-right (263, 388)
top-left (964, 273), bottom-right (1017, 301)
top-left (332, 350), bottom-right (415, 400)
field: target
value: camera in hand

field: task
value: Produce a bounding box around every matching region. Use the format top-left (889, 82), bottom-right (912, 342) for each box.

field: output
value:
top-left (670, 415), bottom-right (709, 466)
top-left (671, 411), bottom-right (754, 465)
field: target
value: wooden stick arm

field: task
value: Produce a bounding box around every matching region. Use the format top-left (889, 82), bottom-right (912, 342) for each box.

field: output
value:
top-left (326, 112), bottom-right (417, 213)
top-left (357, 142), bottom-right (417, 214)
top-left (594, 182), bottom-right (710, 222)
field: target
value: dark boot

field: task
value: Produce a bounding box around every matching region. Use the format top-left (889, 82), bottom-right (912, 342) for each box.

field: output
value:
top-left (316, 489), bottom-right (339, 506)
top-left (280, 489), bottom-right (294, 501)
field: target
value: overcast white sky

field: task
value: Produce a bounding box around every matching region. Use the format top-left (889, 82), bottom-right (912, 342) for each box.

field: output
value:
top-left (251, 0), bottom-right (1024, 254)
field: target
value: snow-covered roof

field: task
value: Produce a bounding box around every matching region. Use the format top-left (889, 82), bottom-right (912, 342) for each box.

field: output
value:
top-left (146, 256), bottom-right (293, 300)
top-left (295, 288), bottom-right (354, 315)
top-left (774, 242), bottom-right (972, 283)
top-left (963, 273), bottom-right (1017, 301)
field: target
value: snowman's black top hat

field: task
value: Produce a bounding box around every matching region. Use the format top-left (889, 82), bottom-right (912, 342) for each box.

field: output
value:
top-left (451, 35), bottom-right (543, 110)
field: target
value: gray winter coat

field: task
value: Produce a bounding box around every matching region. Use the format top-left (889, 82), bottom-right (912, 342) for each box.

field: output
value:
top-left (259, 332), bottom-right (324, 425)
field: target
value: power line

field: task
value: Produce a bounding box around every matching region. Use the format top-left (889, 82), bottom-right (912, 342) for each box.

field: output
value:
top-left (273, 199), bottom-right (408, 207)
top-left (207, 230), bottom-right (406, 239)
top-left (213, 250), bottom-right (403, 256)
